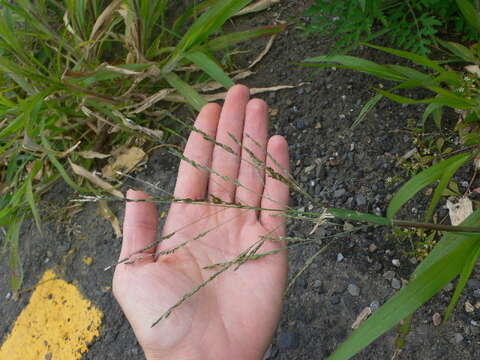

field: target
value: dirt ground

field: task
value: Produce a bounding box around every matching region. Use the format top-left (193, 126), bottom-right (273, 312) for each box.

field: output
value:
top-left (1, 1), bottom-right (480, 359)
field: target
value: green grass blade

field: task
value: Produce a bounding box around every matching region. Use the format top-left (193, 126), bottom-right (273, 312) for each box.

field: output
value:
top-left (456, 0), bottom-right (480, 32)
top-left (303, 55), bottom-right (407, 81)
top-left (7, 215), bottom-right (24, 292)
top-left (387, 153), bottom-right (471, 219)
top-left (41, 136), bottom-right (85, 192)
top-left (166, 0), bottom-right (252, 71)
top-left (364, 43), bottom-right (445, 73)
top-left (206, 25), bottom-right (285, 52)
top-left (422, 102), bottom-right (443, 128)
top-left (328, 230), bottom-right (479, 360)
top-left (351, 93), bottom-right (383, 129)
top-left (327, 208), bottom-right (392, 226)
top-left (185, 51), bottom-right (234, 88)
top-left (164, 72), bottom-right (207, 111)
top-left (436, 38), bottom-right (479, 64)
top-left (444, 243), bottom-right (480, 321)
top-left (424, 154), bottom-right (471, 222)
top-left (415, 211), bottom-right (480, 276)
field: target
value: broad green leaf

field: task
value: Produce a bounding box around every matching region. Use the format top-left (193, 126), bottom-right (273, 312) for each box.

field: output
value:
top-left (456, 0), bottom-right (480, 32)
top-left (164, 72), bottom-right (207, 111)
top-left (387, 153), bottom-right (471, 219)
top-left (303, 55), bottom-right (408, 81)
top-left (329, 227), bottom-right (479, 360)
top-left (364, 43), bottom-right (445, 73)
top-left (327, 208), bottom-right (392, 226)
top-left (444, 243), bottom-right (480, 321)
top-left (185, 51), bottom-right (234, 88)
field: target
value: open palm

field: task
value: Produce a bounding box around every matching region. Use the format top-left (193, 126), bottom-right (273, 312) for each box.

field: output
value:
top-left (113, 85), bottom-right (289, 360)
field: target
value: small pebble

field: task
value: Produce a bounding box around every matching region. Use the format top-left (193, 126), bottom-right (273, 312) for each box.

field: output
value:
top-left (465, 301), bottom-right (475, 313)
top-left (444, 283), bottom-right (454, 292)
top-left (473, 289), bottom-right (480, 298)
top-left (432, 313), bottom-right (442, 326)
top-left (471, 320), bottom-right (479, 326)
top-left (454, 333), bottom-right (464, 343)
top-left (391, 278), bottom-right (402, 289)
top-left (370, 300), bottom-right (380, 312)
top-left (355, 194), bottom-right (367, 206)
top-left (5, 292), bottom-right (11, 300)
top-left (337, 253), bottom-right (344, 262)
top-left (330, 295), bottom-right (341, 305)
top-left (334, 189), bottom-right (346, 198)
top-left (392, 259), bottom-right (400, 267)
top-left (313, 280), bottom-right (322, 289)
top-left (383, 271), bottom-right (395, 281)
top-left (347, 284), bottom-right (360, 297)
top-left (368, 243), bottom-right (378, 253)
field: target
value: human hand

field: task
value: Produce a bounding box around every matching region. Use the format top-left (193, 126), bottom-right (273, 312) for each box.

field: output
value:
top-left (113, 85), bottom-right (290, 360)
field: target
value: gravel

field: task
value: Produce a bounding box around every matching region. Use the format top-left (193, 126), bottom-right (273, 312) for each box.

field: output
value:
top-left (391, 278), bottom-right (402, 290)
top-left (347, 284), bottom-right (360, 297)
top-left (383, 271), bottom-right (396, 281)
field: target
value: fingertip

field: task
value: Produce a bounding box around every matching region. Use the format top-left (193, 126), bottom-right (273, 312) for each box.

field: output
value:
top-left (230, 83), bottom-right (250, 98)
top-left (247, 98), bottom-right (268, 113)
top-left (268, 135), bottom-right (288, 151)
top-left (199, 102), bottom-right (222, 116)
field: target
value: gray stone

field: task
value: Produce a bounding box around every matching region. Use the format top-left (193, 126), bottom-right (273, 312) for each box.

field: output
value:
top-left (277, 331), bottom-right (299, 350)
top-left (370, 300), bottom-right (380, 312)
top-left (383, 270), bottom-right (395, 281)
top-left (330, 295), bottom-right (341, 305)
top-left (355, 194), bottom-right (367, 206)
top-left (391, 278), bottom-right (402, 289)
top-left (347, 284), bottom-right (360, 296)
top-left (313, 280), bottom-right (322, 289)
top-left (337, 253), bottom-right (344, 262)
top-left (473, 289), bottom-right (480, 298)
top-left (454, 333), bottom-right (464, 343)
top-left (334, 189), bottom-right (346, 198)
top-left (467, 279), bottom-right (480, 289)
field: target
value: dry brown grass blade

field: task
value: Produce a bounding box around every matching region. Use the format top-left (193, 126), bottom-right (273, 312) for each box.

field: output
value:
top-left (79, 151), bottom-right (111, 159)
top-left (99, 200), bottom-right (122, 238)
top-left (118, 3), bottom-right (143, 62)
top-left (69, 159), bottom-right (124, 199)
top-left (89, 0), bottom-right (123, 43)
top-left (235, 0), bottom-right (280, 16)
top-left (126, 89), bottom-right (175, 114)
top-left (167, 83), bottom-right (306, 102)
top-left (246, 34), bottom-right (277, 69)
top-left (195, 71), bottom-right (254, 93)
top-left (112, 110), bottom-right (165, 139)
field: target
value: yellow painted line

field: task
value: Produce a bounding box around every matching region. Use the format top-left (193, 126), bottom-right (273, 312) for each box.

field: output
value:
top-left (0, 269), bottom-right (103, 359)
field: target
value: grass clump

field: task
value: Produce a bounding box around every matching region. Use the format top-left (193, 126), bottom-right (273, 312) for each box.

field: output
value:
top-left (302, 0), bottom-right (479, 55)
top-left (0, 0), bottom-right (283, 293)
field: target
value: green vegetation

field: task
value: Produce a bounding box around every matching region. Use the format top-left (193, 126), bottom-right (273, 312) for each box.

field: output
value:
top-left (303, 0), bottom-right (478, 55)
top-left (0, 0), bottom-right (283, 293)
top-left (302, 0), bottom-right (480, 358)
